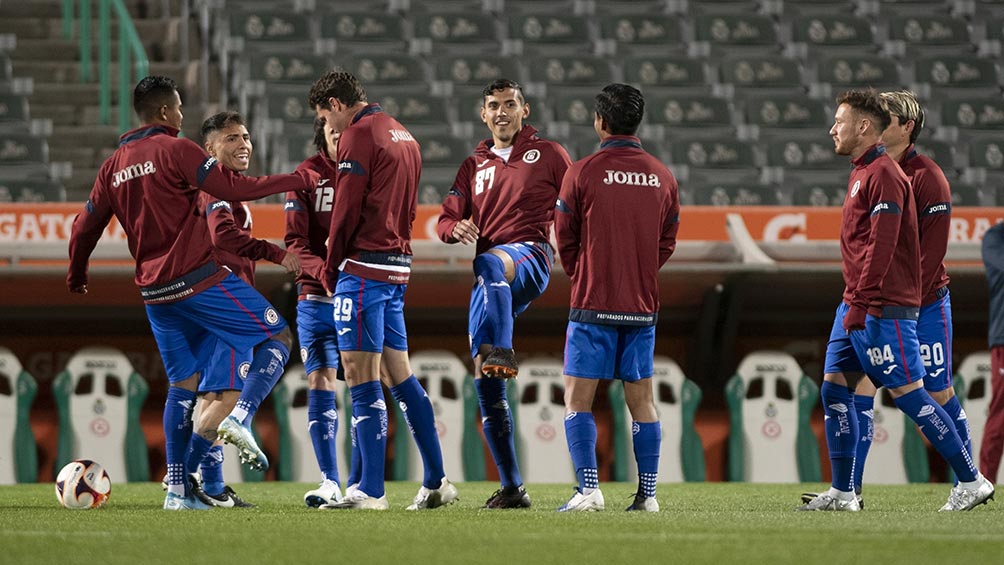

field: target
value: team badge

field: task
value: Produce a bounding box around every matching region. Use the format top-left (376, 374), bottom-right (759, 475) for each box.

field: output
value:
top-left (300, 347), bottom-right (308, 363)
top-left (522, 149), bottom-right (540, 164)
top-left (238, 362), bottom-right (251, 379)
top-left (264, 308), bottom-right (280, 326)
top-left (850, 180), bottom-right (861, 198)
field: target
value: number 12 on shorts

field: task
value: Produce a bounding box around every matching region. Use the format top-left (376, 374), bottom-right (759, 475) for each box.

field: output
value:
top-left (333, 296), bottom-right (353, 322)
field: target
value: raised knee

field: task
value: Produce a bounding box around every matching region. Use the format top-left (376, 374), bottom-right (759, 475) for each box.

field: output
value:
top-left (473, 253), bottom-right (506, 281)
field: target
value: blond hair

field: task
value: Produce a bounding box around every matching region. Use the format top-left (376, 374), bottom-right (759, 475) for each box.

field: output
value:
top-left (880, 90), bottom-right (925, 144)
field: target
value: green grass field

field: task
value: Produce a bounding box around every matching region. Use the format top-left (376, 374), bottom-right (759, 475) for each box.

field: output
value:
top-left (2, 481), bottom-right (1002, 564)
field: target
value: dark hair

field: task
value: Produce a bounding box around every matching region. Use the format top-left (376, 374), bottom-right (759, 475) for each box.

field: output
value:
top-left (313, 116), bottom-right (328, 154)
top-left (133, 75), bottom-right (178, 121)
top-left (481, 79), bottom-right (525, 106)
top-left (308, 70), bottom-right (367, 110)
top-left (594, 83), bottom-right (644, 136)
top-left (200, 111), bottom-right (246, 142)
top-left (836, 89), bottom-right (891, 132)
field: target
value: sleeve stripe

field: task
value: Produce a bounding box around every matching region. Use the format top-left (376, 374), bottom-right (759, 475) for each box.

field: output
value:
top-left (870, 201), bottom-right (902, 216)
top-left (922, 202), bottom-right (951, 216)
top-left (197, 156), bottom-right (218, 186)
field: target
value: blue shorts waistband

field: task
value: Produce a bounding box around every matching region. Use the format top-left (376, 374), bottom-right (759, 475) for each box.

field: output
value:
top-left (569, 308), bottom-right (658, 326)
top-left (934, 286), bottom-right (949, 299)
top-left (140, 262), bottom-right (219, 301)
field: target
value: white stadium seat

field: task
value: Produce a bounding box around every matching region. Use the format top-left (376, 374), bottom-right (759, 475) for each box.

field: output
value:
top-left (725, 351), bottom-right (821, 482)
top-left (0, 347), bottom-right (38, 484)
top-left (957, 352), bottom-right (993, 469)
top-left (861, 387), bottom-right (929, 484)
top-left (273, 363), bottom-right (350, 483)
top-left (516, 357), bottom-right (575, 483)
top-left (52, 347), bottom-right (149, 482)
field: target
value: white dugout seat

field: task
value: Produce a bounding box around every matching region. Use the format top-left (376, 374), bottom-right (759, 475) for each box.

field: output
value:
top-left (861, 387), bottom-right (929, 484)
top-left (53, 347), bottom-right (149, 482)
top-left (517, 357), bottom-right (575, 484)
top-left (611, 356), bottom-right (705, 483)
top-left (957, 352), bottom-right (993, 470)
top-left (0, 347), bottom-right (38, 484)
top-left (725, 351), bottom-right (821, 482)
top-left (273, 363), bottom-right (350, 483)
top-left (399, 351), bottom-right (469, 482)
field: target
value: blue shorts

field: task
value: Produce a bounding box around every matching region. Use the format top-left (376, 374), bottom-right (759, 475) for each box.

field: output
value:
top-left (296, 297), bottom-right (341, 375)
top-left (563, 321), bottom-right (655, 382)
top-left (918, 289), bottom-right (953, 393)
top-left (333, 273), bottom-right (408, 353)
top-left (823, 301), bottom-right (925, 389)
top-left (146, 273), bottom-right (287, 384)
top-left (199, 340), bottom-right (251, 393)
top-left (468, 242), bottom-right (552, 357)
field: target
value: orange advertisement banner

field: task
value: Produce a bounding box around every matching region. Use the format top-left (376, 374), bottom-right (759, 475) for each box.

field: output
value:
top-left (2, 203), bottom-right (1002, 244)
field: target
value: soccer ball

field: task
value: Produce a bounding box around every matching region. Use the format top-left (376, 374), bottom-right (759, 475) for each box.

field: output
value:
top-left (55, 459), bottom-right (111, 509)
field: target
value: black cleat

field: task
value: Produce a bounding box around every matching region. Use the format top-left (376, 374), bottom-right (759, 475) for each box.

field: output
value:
top-left (196, 485), bottom-right (256, 508)
top-left (484, 485), bottom-right (532, 509)
top-left (482, 347), bottom-right (518, 379)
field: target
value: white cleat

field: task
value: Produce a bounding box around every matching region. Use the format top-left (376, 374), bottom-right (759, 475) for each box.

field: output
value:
top-left (796, 493), bottom-right (860, 512)
top-left (557, 488), bottom-right (605, 512)
top-left (320, 488), bottom-right (389, 510)
top-left (343, 483), bottom-right (360, 500)
top-left (163, 492), bottom-right (213, 511)
top-left (625, 493), bottom-right (659, 512)
top-left (406, 477), bottom-right (459, 510)
top-left (304, 479), bottom-right (343, 508)
top-left (940, 475), bottom-right (995, 512)
top-left (216, 415), bottom-right (269, 471)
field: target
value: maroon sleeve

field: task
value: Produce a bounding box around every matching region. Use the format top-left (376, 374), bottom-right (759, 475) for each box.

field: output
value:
top-left (67, 170), bottom-right (114, 290)
top-left (205, 197), bottom-right (287, 265)
top-left (436, 159), bottom-right (475, 243)
top-left (555, 162), bottom-right (582, 277)
top-left (850, 167), bottom-right (909, 309)
top-left (659, 177), bottom-right (681, 267)
top-left (284, 188), bottom-right (325, 282)
top-left (914, 167), bottom-right (952, 294)
top-left (323, 127), bottom-right (371, 291)
top-left (177, 139), bottom-right (319, 201)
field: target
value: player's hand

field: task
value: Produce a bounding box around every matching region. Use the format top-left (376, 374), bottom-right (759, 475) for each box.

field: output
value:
top-left (452, 219), bottom-right (479, 245)
top-left (843, 304), bottom-right (867, 332)
top-left (69, 284), bottom-right (88, 294)
top-left (280, 252), bottom-right (301, 276)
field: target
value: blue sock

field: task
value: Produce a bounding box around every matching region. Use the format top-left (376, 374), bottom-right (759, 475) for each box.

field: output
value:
top-left (894, 387), bottom-right (977, 482)
top-left (185, 433), bottom-right (214, 479)
top-left (200, 445), bottom-right (225, 496)
top-left (821, 381), bottom-right (858, 492)
top-left (565, 412), bottom-right (598, 492)
top-left (350, 380), bottom-right (387, 498)
top-left (234, 339), bottom-right (290, 423)
top-left (308, 389), bottom-right (340, 484)
top-left (853, 393), bottom-right (874, 493)
top-left (632, 421), bottom-right (661, 499)
top-left (163, 386), bottom-right (196, 496)
top-left (941, 395), bottom-right (973, 460)
top-left (475, 377), bottom-right (522, 488)
top-left (348, 404), bottom-right (361, 487)
top-left (391, 375), bottom-right (446, 489)
top-left (473, 253), bottom-right (513, 349)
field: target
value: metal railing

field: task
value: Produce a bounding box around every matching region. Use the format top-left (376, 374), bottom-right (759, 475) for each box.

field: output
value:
top-left (61, 0), bottom-right (150, 133)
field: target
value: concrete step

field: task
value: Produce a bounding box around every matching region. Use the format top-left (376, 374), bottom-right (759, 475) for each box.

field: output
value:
top-left (52, 146), bottom-right (98, 169)
top-left (0, 16), bottom-right (182, 43)
top-left (50, 125), bottom-right (122, 149)
top-left (13, 60), bottom-right (187, 85)
top-left (29, 82), bottom-right (112, 106)
top-left (13, 36), bottom-right (180, 62)
top-left (1, 0), bottom-right (182, 19)
top-left (27, 104), bottom-right (79, 125)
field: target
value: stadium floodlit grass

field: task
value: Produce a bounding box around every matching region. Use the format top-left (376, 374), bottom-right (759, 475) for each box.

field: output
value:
top-left (3, 481), bottom-right (1003, 564)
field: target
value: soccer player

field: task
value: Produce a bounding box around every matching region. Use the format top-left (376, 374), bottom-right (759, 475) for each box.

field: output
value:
top-left (310, 70), bottom-right (457, 510)
top-left (801, 90), bottom-right (969, 508)
top-left (284, 117), bottom-right (356, 507)
top-left (182, 111), bottom-right (301, 508)
top-left (979, 222), bottom-right (1004, 482)
top-left (67, 76), bottom-right (319, 510)
top-left (797, 89), bottom-right (993, 512)
top-left (437, 78), bottom-right (571, 508)
top-left (554, 83), bottom-right (680, 512)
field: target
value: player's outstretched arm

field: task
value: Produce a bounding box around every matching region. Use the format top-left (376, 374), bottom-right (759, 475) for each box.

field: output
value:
top-left (67, 177), bottom-right (114, 293)
top-left (180, 139), bottom-right (319, 201)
